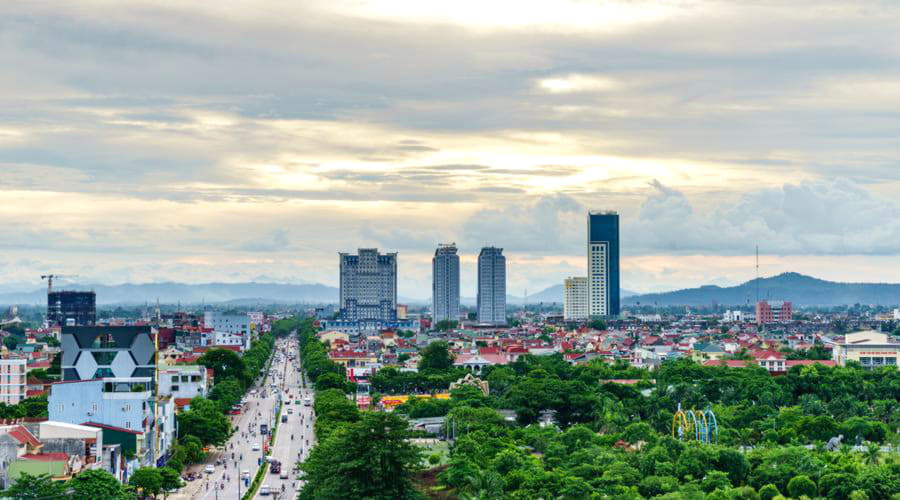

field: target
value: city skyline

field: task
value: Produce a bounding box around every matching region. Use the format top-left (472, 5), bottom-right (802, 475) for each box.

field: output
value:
top-left (3, 1), bottom-right (900, 298)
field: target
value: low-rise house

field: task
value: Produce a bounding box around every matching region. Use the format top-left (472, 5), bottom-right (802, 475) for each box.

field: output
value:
top-left (157, 364), bottom-right (209, 401)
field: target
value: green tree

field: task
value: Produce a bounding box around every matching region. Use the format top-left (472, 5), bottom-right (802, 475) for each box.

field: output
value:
top-left (158, 467), bottom-right (183, 499)
top-left (67, 469), bottom-right (133, 499)
top-left (314, 372), bottom-right (349, 393)
top-left (589, 319), bottom-right (607, 330)
top-left (434, 320), bottom-right (458, 332)
top-left (177, 397), bottom-right (230, 446)
top-left (197, 348), bottom-right (247, 387)
top-left (758, 484), bottom-right (780, 500)
top-left (3, 472), bottom-right (68, 499)
top-left (787, 475), bottom-right (816, 499)
top-left (208, 377), bottom-right (243, 413)
top-left (129, 468), bottom-right (163, 499)
top-left (418, 341), bottom-right (454, 372)
top-left (299, 412), bottom-right (424, 500)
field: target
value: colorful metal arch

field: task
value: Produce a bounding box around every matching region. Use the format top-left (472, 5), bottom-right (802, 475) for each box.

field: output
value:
top-left (672, 404), bottom-right (718, 444)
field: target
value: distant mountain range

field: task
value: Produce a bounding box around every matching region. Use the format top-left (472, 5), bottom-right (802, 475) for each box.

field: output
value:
top-left (624, 272), bottom-right (900, 307)
top-left (2, 272), bottom-right (895, 308)
top-left (459, 285), bottom-right (638, 306)
top-left (0, 282), bottom-right (341, 306)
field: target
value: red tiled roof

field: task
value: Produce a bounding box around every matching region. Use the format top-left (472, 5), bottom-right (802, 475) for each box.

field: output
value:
top-left (7, 425), bottom-right (40, 447)
top-left (174, 398), bottom-right (193, 408)
top-left (329, 351), bottom-right (373, 359)
top-left (25, 389), bottom-right (46, 398)
top-left (22, 452), bottom-right (68, 462)
top-left (785, 360), bottom-right (836, 368)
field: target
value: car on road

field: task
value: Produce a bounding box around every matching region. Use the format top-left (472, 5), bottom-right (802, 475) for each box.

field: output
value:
top-left (281, 414), bottom-right (288, 423)
top-left (260, 485), bottom-right (271, 496)
top-left (241, 470), bottom-right (251, 480)
top-left (280, 470), bottom-right (289, 480)
top-left (303, 397), bottom-right (312, 407)
top-left (204, 464), bottom-right (215, 474)
top-left (252, 443), bottom-right (260, 451)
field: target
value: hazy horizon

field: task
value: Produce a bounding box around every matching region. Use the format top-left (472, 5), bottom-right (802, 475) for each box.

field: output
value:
top-left (3, 1), bottom-right (900, 299)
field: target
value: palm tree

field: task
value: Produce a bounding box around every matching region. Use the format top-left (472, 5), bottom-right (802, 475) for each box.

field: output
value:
top-left (862, 442), bottom-right (880, 465)
top-left (461, 470), bottom-right (505, 500)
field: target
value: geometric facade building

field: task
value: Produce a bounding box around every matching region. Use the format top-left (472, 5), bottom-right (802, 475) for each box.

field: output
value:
top-left (587, 211), bottom-right (620, 317)
top-left (61, 326), bottom-right (156, 385)
top-left (432, 243), bottom-right (460, 324)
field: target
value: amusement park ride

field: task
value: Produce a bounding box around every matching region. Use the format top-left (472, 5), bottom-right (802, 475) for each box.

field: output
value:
top-left (672, 404), bottom-right (719, 444)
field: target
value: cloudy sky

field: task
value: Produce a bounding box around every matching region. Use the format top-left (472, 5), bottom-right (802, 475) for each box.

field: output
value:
top-left (2, 0), bottom-right (900, 299)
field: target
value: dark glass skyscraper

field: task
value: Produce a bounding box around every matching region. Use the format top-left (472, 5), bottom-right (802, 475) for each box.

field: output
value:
top-left (47, 291), bottom-right (96, 327)
top-left (588, 211), bottom-right (620, 317)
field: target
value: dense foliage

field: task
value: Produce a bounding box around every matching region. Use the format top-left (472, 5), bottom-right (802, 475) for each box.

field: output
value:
top-left (0, 394), bottom-right (49, 419)
top-left (426, 354), bottom-right (899, 499)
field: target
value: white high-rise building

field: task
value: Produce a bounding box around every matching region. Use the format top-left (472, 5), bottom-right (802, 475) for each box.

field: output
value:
top-left (477, 247), bottom-right (506, 326)
top-left (432, 243), bottom-right (460, 324)
top-left (563, 277), bottom-right (588, 321)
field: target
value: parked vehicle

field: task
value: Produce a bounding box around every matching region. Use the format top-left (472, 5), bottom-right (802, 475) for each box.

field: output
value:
top-left (204, 464), bottom-right (215, 474)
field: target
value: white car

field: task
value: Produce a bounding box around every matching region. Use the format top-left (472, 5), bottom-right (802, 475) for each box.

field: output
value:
top-left (204, 464), bottom-right (215, 474)
top-left (252, 443), bottom-right (260, 451)
top-left (260, 485), bottom-right (271, 496)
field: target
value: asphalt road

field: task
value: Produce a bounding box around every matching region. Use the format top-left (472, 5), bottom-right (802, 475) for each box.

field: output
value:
top-left (172, 335), bottom-right (316, 500)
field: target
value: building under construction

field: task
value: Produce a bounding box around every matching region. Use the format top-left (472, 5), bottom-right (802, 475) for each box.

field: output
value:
top-left (47, 291), bottom-right (96, 327)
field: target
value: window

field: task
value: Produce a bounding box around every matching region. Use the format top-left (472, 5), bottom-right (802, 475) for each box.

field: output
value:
top-left (91, 403), bottom-right (98, 413)
top-left (124, 404), bottom-right (131, 412)
top-left (57, 403), bottom-right (64, 413)
top-left (171, 385), bottom-right (180, 392)
top-left (124, 421), bottom-right (131, 429)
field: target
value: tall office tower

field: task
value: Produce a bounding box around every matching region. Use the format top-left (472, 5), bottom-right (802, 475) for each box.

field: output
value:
top-left (339, 248), bottom-right (398, 323)
top-left (563, 277), bottom-right (589, 321)
top-left (477, 247), bottom-right (507, 326)
top-left (432, 243), bottom-right (460, 324)
top-left (588, 211), bottom-right (620, 317)
top-left (47, 290), bottom-right (96, 327)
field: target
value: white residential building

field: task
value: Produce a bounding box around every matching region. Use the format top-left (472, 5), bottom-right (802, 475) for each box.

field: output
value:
top-left (477, 247), bottom-right (507, 326)
top-left (157, 364), bottom-right (209, 400)
top-left (563, 277), bottom-right (589, 321)
top-left (723, 310), bottom-right (745, 322)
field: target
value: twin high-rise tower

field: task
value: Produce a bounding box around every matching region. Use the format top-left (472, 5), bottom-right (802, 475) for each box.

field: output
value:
top-left (432, 243), bottom-right (460, 324)
top-left (477, 247), bottom-right (506, 326)
top-left (431, 244), bottom-right (507, 326)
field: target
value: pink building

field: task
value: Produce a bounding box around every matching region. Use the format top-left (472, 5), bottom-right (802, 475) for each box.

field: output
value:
top-left (756, 300), bottom-right (792, 324)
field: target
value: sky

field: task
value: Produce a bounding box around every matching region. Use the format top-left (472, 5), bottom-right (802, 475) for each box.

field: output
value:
top-left (2, 0), bottom-right (900, 300)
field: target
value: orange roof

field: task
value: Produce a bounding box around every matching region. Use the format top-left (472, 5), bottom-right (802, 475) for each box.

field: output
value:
top-left (174, 398), bottom-right (193, 408)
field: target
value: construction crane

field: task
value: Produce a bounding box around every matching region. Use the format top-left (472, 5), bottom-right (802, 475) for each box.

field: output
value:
top-left (40, 274), bottom-right (78, 294)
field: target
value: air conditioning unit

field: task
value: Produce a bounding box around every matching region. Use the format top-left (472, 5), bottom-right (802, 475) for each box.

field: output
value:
top-left (86, 411), bottom-right (93, 416)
